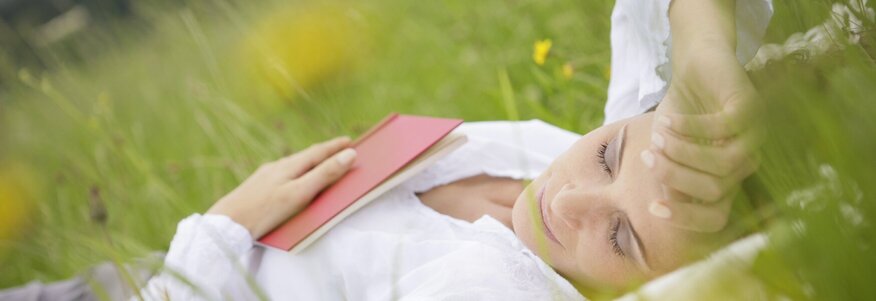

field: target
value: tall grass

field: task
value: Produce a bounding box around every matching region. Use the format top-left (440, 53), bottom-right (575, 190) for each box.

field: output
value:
top-left (0, 0), bottom-right (611, 287)
top-left (741, 1), bottom-right (876, 299)
top-left (0, 0), bottom-right (875, 299)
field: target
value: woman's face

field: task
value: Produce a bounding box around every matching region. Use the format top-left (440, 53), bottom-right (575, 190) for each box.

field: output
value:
top-left (512, 113), bottom-right (721, 290)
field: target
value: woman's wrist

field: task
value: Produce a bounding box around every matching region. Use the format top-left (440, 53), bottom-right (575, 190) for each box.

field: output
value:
top-left (199, 213), bottom-right (254, 243)
top-left (666, 0), bottom-right (744, 114)
top-left (669, 0), bottom-right (737, 49)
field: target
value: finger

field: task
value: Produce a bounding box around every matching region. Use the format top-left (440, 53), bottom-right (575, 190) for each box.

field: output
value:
top-left (294, 148), bottom-right (357, 200)
top-left (661, 185), bottom-right (693, 204)
top-left (648, 191), bottom-right (736, 232)
top-left (657, 92), bottom-right (763, 140)
top-left (641, 149), bottom-right (758, 203)
top-left (279, 136), bottom-right (351, 178)
top-left (652, 127), bottom-right (766, 177)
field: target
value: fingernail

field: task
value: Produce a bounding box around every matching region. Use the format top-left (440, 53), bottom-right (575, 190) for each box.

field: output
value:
top-left (651, 133), bottom-right (665, 149)
top-left (335, 148), bottom-right (357, 165)
top-left (657, 115), bottom-right (671, 127)
top-left (640, 150), bottom-right (655, 168)
top-left (649, 201), bottom-right (672, 219)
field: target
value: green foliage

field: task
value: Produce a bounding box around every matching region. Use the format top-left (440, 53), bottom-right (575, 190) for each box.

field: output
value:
top-left (740, 1), bottom-right (876, 299)
top-left (0, 0), bottom-right (612, 287)
top-left (1, 0), bottom-right (875, 299)
top-left (749, 44), bottom-right (876, 299)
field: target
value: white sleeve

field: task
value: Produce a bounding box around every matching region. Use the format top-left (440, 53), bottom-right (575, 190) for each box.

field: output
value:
top-left (604, 0), bottom-right (774, 124)
top-left (136, 214), bottom-right (256, 300)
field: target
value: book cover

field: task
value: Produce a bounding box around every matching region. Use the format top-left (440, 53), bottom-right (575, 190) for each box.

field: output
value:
top-left (258, 113), bottom-right (465, 251)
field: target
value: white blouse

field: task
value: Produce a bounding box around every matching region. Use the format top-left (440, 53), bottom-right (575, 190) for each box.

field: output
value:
top-left (138, 120), bottom-right (585, 300)
top-left (604, 0), bottom-right (773, 124)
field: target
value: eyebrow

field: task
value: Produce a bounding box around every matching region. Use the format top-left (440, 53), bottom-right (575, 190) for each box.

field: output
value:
top-left (615, 125), bottom-right (651, 271)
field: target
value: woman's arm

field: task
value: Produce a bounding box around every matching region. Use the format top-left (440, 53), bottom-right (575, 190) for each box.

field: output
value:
top-left (643, 0), bottom-right (767, 232)
top-left (136, 137), bottom-right (357, 300)
top-left (670, 0), bottom-right (737, 70)
top-left (137, 214), bottom-right (254, 300)
top-left (667, 0), bottom-right (752, 115)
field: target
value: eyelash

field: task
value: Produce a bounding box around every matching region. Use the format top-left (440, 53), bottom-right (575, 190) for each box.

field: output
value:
top-left (609, 217), bottom-right (625, 257)
top-left (597, 142), bottom-right (611, 175)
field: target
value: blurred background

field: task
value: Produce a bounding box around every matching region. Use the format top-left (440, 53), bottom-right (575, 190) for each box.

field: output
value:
top-left (0, 0), bottom-right (874, 299)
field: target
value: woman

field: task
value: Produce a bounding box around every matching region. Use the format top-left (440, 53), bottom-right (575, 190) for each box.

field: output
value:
top-left (0, 0), bottom-right (773, 300)
top-left (135, 0), bottom-right (772, 299)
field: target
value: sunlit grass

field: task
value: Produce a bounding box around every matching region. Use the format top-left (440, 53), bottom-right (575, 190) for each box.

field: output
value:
top-left (0, 0), bottom-right (612, 287)
top-left (0, 0), bottom-right (875, 299)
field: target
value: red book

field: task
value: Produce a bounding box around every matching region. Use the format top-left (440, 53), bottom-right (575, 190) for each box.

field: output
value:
top-left (258, 113), bottom-right (467, 252)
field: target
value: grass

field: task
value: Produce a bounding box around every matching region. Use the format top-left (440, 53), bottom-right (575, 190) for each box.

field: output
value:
top-left (1, 0), bottom-right (875, 299)
top-left (0, 0), bottom-right (612, 287)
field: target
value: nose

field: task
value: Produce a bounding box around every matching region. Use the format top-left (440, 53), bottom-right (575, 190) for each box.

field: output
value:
top-left (550, 183), bottom-right (604, 231)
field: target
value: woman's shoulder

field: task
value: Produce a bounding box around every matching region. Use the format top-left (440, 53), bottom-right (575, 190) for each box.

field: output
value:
top-left (456, 119), bottom-right (580, 159)
top-left (400, 119), bottom-right (579, 193)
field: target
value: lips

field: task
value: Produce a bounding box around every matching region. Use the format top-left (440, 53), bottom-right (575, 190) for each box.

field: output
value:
top-left (537, 184), bottom-right (562, 246)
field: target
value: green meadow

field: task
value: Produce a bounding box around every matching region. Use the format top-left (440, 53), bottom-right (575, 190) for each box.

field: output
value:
top-left (1, 0), bottom-right (874, 299)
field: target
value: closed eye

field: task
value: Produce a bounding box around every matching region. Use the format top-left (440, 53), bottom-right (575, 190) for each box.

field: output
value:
top-left (597, 142), bottom-right (611, 175)
top-left (609, 214), bottom-right (625, 257)
top-left (603, 125), bottom-right (627, 179)
top-left (597, 125), bottom-right (626, 179)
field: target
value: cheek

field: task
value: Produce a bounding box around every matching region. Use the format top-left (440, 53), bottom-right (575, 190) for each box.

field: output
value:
top-left (573, 242), bottom-right (637, 287)
top-left (512, 189), bottom-right (576, 275)
top-left (511, 180), bottom-right (569, 265)
top-left (511, 184), bottom-right (537, 250)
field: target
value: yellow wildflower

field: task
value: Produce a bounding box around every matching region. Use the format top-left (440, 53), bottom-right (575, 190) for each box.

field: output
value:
top-left (562, 62), bottom-right (574, 79)
top-left (533, 39), bottom-right (552, 66)
top-left (239, 4), bottom-right (364, 102)
top-left (0, 163), bottom-right (37, 244)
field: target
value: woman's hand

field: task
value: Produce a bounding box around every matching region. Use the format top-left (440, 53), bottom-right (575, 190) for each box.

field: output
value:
top-left (644, 86), bottom-right (765, 232)
top-left (642, 0), bottom-right (766, 232)
top-left (207, 137), bottom-right (357, 238)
